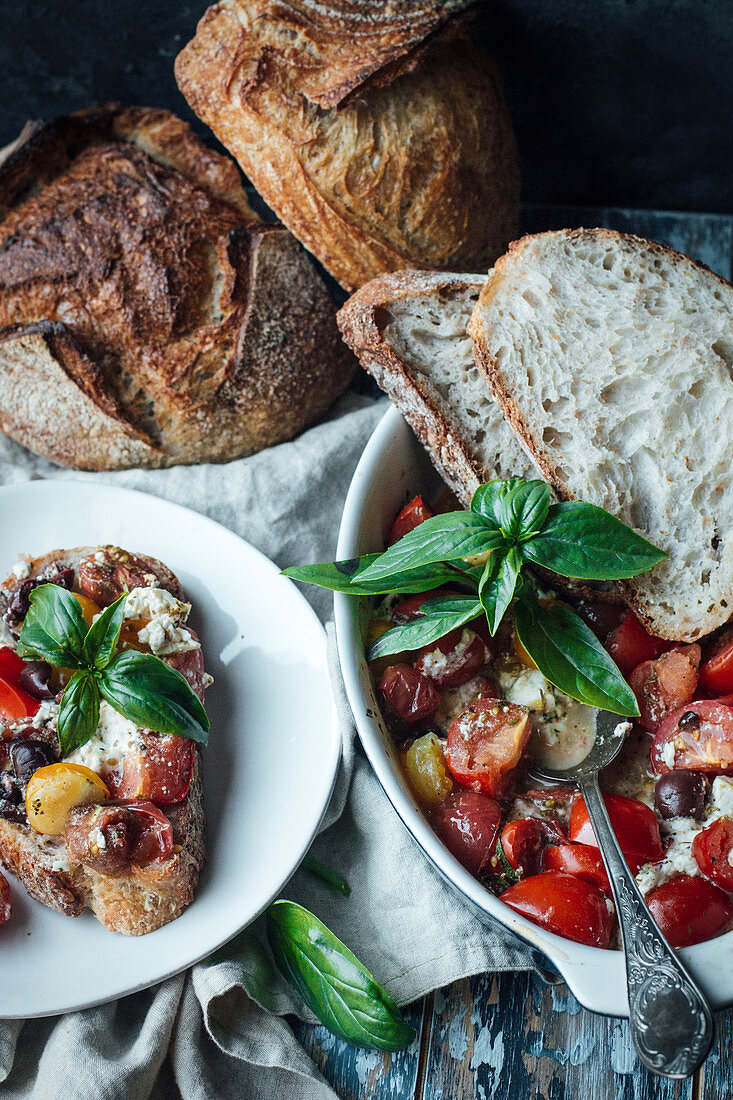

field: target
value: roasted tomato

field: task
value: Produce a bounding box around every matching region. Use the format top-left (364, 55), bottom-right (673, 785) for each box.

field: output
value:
top-left (501, 871), bottom-right (614, 948)
top-left (415, 628), bottom-right (487, 690)
top-left (569, 791), bottom-right (663, 866)
top-left (544, 843), bottom-right (611, 893)
top-left (444, 699), bottom-right (530, 798)
top-left (388, 495), bottom-right (435, 546)
top-left (646, 875), bottom-right (733, 947)
top-left (692, 817), bottom-right (733, 891)
top-left (403, 732), bottom-right (453, 807)
top-left (500, 818), bottom-right (566, 876)
top-left (521, 786), bottom-right (576, 822)
top-left (650, 701), bottom-right (733, 776)
top-left (699, 629), bottom-right (733, 696)
top-left (104, 732), bottom-right (195, 805)
top-left (66, 800), bottom-right (173, 872)
top-left (606, 611), bottom-right (671, 674)
top-left (0, 647), bottom-right (26, 683)
top-left (431, 790), bottom-right (501, 876)
top-left (0, 647), bottom-right (40, 724)
top-left (391, 589), bottom-right (457, 624)
top-left (628, 645), bottom-right (700, 732)
top-left (379, 664), bottom-right (440, 728)
top-left (0, 871), bottom-right (10, 925)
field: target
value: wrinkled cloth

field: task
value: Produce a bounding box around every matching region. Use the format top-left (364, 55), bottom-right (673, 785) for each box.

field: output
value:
top-left (0, 393), bottom-right (538, 1100)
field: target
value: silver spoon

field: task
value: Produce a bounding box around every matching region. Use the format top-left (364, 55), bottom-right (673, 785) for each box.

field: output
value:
top-left (528, 709), bottom-right (713, 1078)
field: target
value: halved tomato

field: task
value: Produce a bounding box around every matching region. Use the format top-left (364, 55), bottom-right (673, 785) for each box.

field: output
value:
top-left (500, 818), bottom-right (566, 876)
top-left (501, 871), bottom-right (614, 948)
top-left (628, 645), bottom-right (700, 732)
top-left (391, 589), bottom-right (458, 624)
top-left (416, 629), bottom-right (487, 690)
top-left (432, 791), bottom-right (501, 876)
top-left (606, 612), bottom-right (671, 674)
top-left (104, 732), bottom-right (195, 805)
top-left (444, 699), bottom-right (530, 798)
top-left (569, 791), bottom-right (663, 866)
top-left (0, 647), bottom-right (26, 684)
top-left (544, 842), bottom-right (611, 893)
top-left (692, 817), bottom-right (733, 891)
top-left (379, 664), bottom-right (440, 728)
top-left (699, 629), bottom-right (733, 696)
top-left (0, 647), bottom-right (40, 724)
top-left (650, 701), bottom-right (733, 776)
top-left (388, 495), bottom-right (435, 546)
top-left (646, 875), bottom-right (733, 947)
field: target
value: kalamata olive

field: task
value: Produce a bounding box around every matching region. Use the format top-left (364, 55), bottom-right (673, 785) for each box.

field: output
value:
top-left (0, 797), bottom-right (26, 823)
top-left (654, 770), bottom-right (709, 821)
top-left (18, 661), bottom-right (54, 700)
top-left (10, 739), bottom-right (57, 787)
top-left (0, 772), bottom-right (19, 803)
top-left (3, 568), bottom-right (74, 627)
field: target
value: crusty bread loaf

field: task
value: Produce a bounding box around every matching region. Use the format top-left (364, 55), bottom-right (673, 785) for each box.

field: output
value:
top-left (0, 104), bottom-right (353, 470)
top-left (468, 228), bottom-right (733, 642)
top-left (337, 271), bottom-right (534, 503)
top-left (175, 1), bottom-right (519, 291)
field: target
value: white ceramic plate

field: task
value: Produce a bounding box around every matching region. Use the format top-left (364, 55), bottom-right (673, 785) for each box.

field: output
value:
top-left (335, 406), bottom-right (733, 1018)
top-left (0, 480), bottom-right (340, 1018)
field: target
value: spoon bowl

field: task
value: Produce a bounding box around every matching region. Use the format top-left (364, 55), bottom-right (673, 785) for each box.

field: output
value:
top-left (528, 711), bottom-right (631, 785)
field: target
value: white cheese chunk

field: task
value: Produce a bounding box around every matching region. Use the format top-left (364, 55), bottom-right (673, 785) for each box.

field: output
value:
top-left (123, 585), bottom-right (199, 656)
top-left (11, 559), bottom-right (31, 579)
top-left (67, 701), bottom-right (143, 774)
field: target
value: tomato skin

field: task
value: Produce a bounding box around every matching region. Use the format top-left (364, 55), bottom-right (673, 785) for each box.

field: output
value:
top-left (628, 645), bottom-right (701, 733)
top-left (544, 843), bottom-right (611, 893)
top-left (0, 647), bottom-right (40, 724)
top-left (650, 701), bottom-right (733, 776)
top-left (392, 589), bottom-right (454, 624)
top-left (444, 699), bottom-right (530, 799)
top-left (501, 871), bottom-right (614, 948)
top-left (122, 801), bottom-right (175, 863)
top-left (0, 647), bottom-right (26, 683)
top-left (0, 870), bottom-right (11, 924)
top-left (500, 818), bottom-right (566, 875)
top-left (569, 791), bottom-right (663, 866)
top-left (415, 629), bottom-right (486, 690)
top-left (379, 664), bottom-right (441, 728)
top-left (692, 817), bottom-right (733, 891)
top-left (432, 791), bottom-right (501, 876)
top-left (646, 875), bottom-right (733, 947)
top-left (388, 495), bottom-right (435, 546)
top-left (104, 733), bottom-right (195, 805)
top-left (699, 630), bottom-right (733, 696)
top-left (606, 612), bottom-right (671, 674)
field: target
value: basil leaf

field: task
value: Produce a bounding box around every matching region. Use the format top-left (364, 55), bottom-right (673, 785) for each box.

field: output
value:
top-left (17, 584), bottom-right (87, 668)
top-left (504, 481), bottom-right (552, 541)
top-left (302, 856), bottom-right (351, 898)
top-left (82, 594), bottom-right (126, 670)
top-left (98, 650), bottom-right (209, 744)
top-left (357, 513), bottom-right (506, 582)
top-left (471, 480), bottom-right (525, 525)
top-left (522, 501), bottom-right (667, 580)
top-left (57, 670), bottom-right (100, 755)
top-left (283, 557), bottom-right (468, 596)
top-left (479, 548), bottom-right (522, 635)
top-left (367, 598), bottom-right (483, 659)
top-left (267, 901), bottom-right (415, 1051)
top-left (513, 591), bottom-right (640, 716)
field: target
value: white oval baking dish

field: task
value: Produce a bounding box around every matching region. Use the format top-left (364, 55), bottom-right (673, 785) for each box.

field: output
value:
top-left (334, 404), bottom-right (733, 1017)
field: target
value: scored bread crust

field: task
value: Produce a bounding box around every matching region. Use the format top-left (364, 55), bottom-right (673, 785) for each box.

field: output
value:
top-left (0, 547), bottom-right (206, 935)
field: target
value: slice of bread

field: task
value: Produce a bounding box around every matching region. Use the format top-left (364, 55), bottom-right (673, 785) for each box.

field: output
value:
top-left (336, 271), bottom-right (534, 505)
top-left (469, 228), bottom-right (733, 642)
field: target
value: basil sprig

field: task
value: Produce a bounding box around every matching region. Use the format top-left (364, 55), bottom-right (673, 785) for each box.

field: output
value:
top-left (284, 478), bottom-right (668, 717)
top-left (17, 585), bottom-right (209, 755)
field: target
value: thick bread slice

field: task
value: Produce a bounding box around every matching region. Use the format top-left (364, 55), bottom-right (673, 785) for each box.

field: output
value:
top-left (337, 271), bottom-right (534, 504)
top-left (468, 228), bottom-right (733, 642)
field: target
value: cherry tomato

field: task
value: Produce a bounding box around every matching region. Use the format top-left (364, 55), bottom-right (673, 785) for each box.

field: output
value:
top-left (104, 733), bottom-right (195, 805)
top-left (628, 645), bottom-right (700, 732)
top-left (0, 870), bottom-right (11, 925)
top-left (521, 786), bottom-right (576, 819)
top-left (606, 611), bottom-right (671, 674)
top-left (501, 871), bottom-right (614, 948)
top-left (123, 801), bottom-right (175, 863)
top-left (415, 628), bottom-right (486, 690)
top-left (500, 818), bottom-right (566, 875)
top-left (431, 790), bottom-right (501, 876)
top-left (0, 675), bottom-right (40, 724)
top-left (646, 874), bottom-right (733, 947)
top-left (650, 701), bottom-right (733, 776)
top-left (699, 630), bottom-right (733, 696)
top-left (0, 647), bottom-right (26, 683)
top-left (692, 817), bottom-right (733, 891)
top-left (392, 589), bottom-right (459, 623)
top-left (379, 664), bottom-right (440, 728)
top-left (388, 495), bottom-right (435, 546)
top-left (569, 791), bottom-right (663, 865)
top-left (544, 843), bottom-right (611, 893)
top-left (445, 699), bottom-right (530, 799)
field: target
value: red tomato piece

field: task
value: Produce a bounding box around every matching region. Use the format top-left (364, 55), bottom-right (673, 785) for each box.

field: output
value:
top-left (699, 630), bottom-right (733, 696)
top-left (628, 645), bottom-right (701, 732)
top-left (544, 843), bottom-right (611, 893)
top-left (122, 801), bottom-right (175, 864)
top-left (445, 699), bottom-right (530, 799)
top-left (646, 874), bottom-right (733, 947)
top-left (104, 732), bottom-right (195, 805)
top-left (0, 647), bottom-right (26, 684)
top-left (0, 675), bottom-right (40, 724)
top-left (501, 871), bottom-right (614, 948)
top-left (415, 628), bottom-right (487, 690)
top-left (500, 818), bottom-right (566, 875)
top-left (388, 495), bottom-right (435, 546)
top-left (0, 870), bottom-right (11, 925)
top-left (606, 612), bottom-right (671, 674)
top-left (692, 817), bottom-right (733, 891)
top-left (379, 664), bottom-right (440, 728)
top-left (392, 589), bottom-right (459, 624)
top-left (569, 791), bottom-right (663, 866)
top-left (650, 701), bottom-right (733, 776)
top-left (431, 791), bottom-right (501, 876)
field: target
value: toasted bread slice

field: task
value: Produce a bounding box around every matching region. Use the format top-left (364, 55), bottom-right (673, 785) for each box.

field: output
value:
top-left (468, 228), bottom-right (733, 642)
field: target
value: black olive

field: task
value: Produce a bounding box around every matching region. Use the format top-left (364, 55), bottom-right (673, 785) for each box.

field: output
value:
top-left (0, 772), bottom-right (18, 803)
top-left (10, 740), bottom-right (57, 787)
top-left (3, 568), bottom-right (74, 628)
top-left (18, 661), bottom-right (54, 700)
top-left (654, 770), bottom-right (709, 821)
top-left (0, 798), bottom-right (25, 824)
top-left (678, 711), bottom-right (701, 732)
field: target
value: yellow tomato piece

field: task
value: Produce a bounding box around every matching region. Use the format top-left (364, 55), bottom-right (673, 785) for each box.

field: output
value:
top-left (72, 592), bottom-right (101, 627)
top-left (25, 763), bottom-right (109, 836)
top-left (513, 631), bottom-right (537, 670)
top-left (403, 732), bottom-right (453, 807)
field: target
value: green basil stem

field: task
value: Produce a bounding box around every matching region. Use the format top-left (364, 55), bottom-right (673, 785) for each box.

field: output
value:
top-left (302, 856), bottom-right (351, 898)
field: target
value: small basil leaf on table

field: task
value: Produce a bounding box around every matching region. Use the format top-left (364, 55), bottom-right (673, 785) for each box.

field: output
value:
top-left (302, 856), bottom-right (351, 897)
top-left (283, 557), bottom-right (467, 595)
top-left (82, 593), bottom-right (127, 669)
top-left (522, 501), bottom-right (668, 579)
top-left (98, 650), bottom-right (209, 744)
top-left (367, 597), bottom-right (483, 659)
top-left (17, 584), bottom-right (87, 668)
top-left (356, 513), bottom-right (506, 581)
top-left (479, 547), bottom-right (522, 635)
top-left (513, 591), bottom-right (640, 716)
top-left (58, 670), bottom-right (100, 755)
top-left (267, 900), bottom-right (415, 1051)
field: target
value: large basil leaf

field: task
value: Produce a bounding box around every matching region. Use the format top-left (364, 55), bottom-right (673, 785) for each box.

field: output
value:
top-left (522, 501), bottom-right (667, 579)
top-left (513, 591), bottom-right (640, 716)
top-left (17, 584), bottom-right (87, 668)
top-left (357, 513), bottom-right (506, 582)
top-left (283, 556), bottom-right (468, 596)
top-left (82, 594), bottom-right (127, 670)
top-left (267, 901), bottom-right (415, 1051)
top-left (98, 650), bottom-right (209, 744)
top-left (367, 596), bottom-right (483, 659)
top-left (58, 670), bottom-right (100, 755)
top-left (479, 548), bottom-right (522, 635)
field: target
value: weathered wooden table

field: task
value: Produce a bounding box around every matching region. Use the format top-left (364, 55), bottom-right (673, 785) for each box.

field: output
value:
top-left (295, 208), bottom-right (733, 1099)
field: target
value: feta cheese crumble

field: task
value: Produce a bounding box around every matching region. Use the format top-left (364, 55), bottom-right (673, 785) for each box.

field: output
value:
top-left (123, 585), bottom-right (199, 656)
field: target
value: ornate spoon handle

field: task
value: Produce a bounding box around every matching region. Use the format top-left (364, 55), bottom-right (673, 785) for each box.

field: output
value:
top-left (580, 775), bottom-right (713, 1078)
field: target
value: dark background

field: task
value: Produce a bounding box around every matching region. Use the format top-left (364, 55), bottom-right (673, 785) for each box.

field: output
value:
top-left (2, 0), bottom-right (732, 213)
